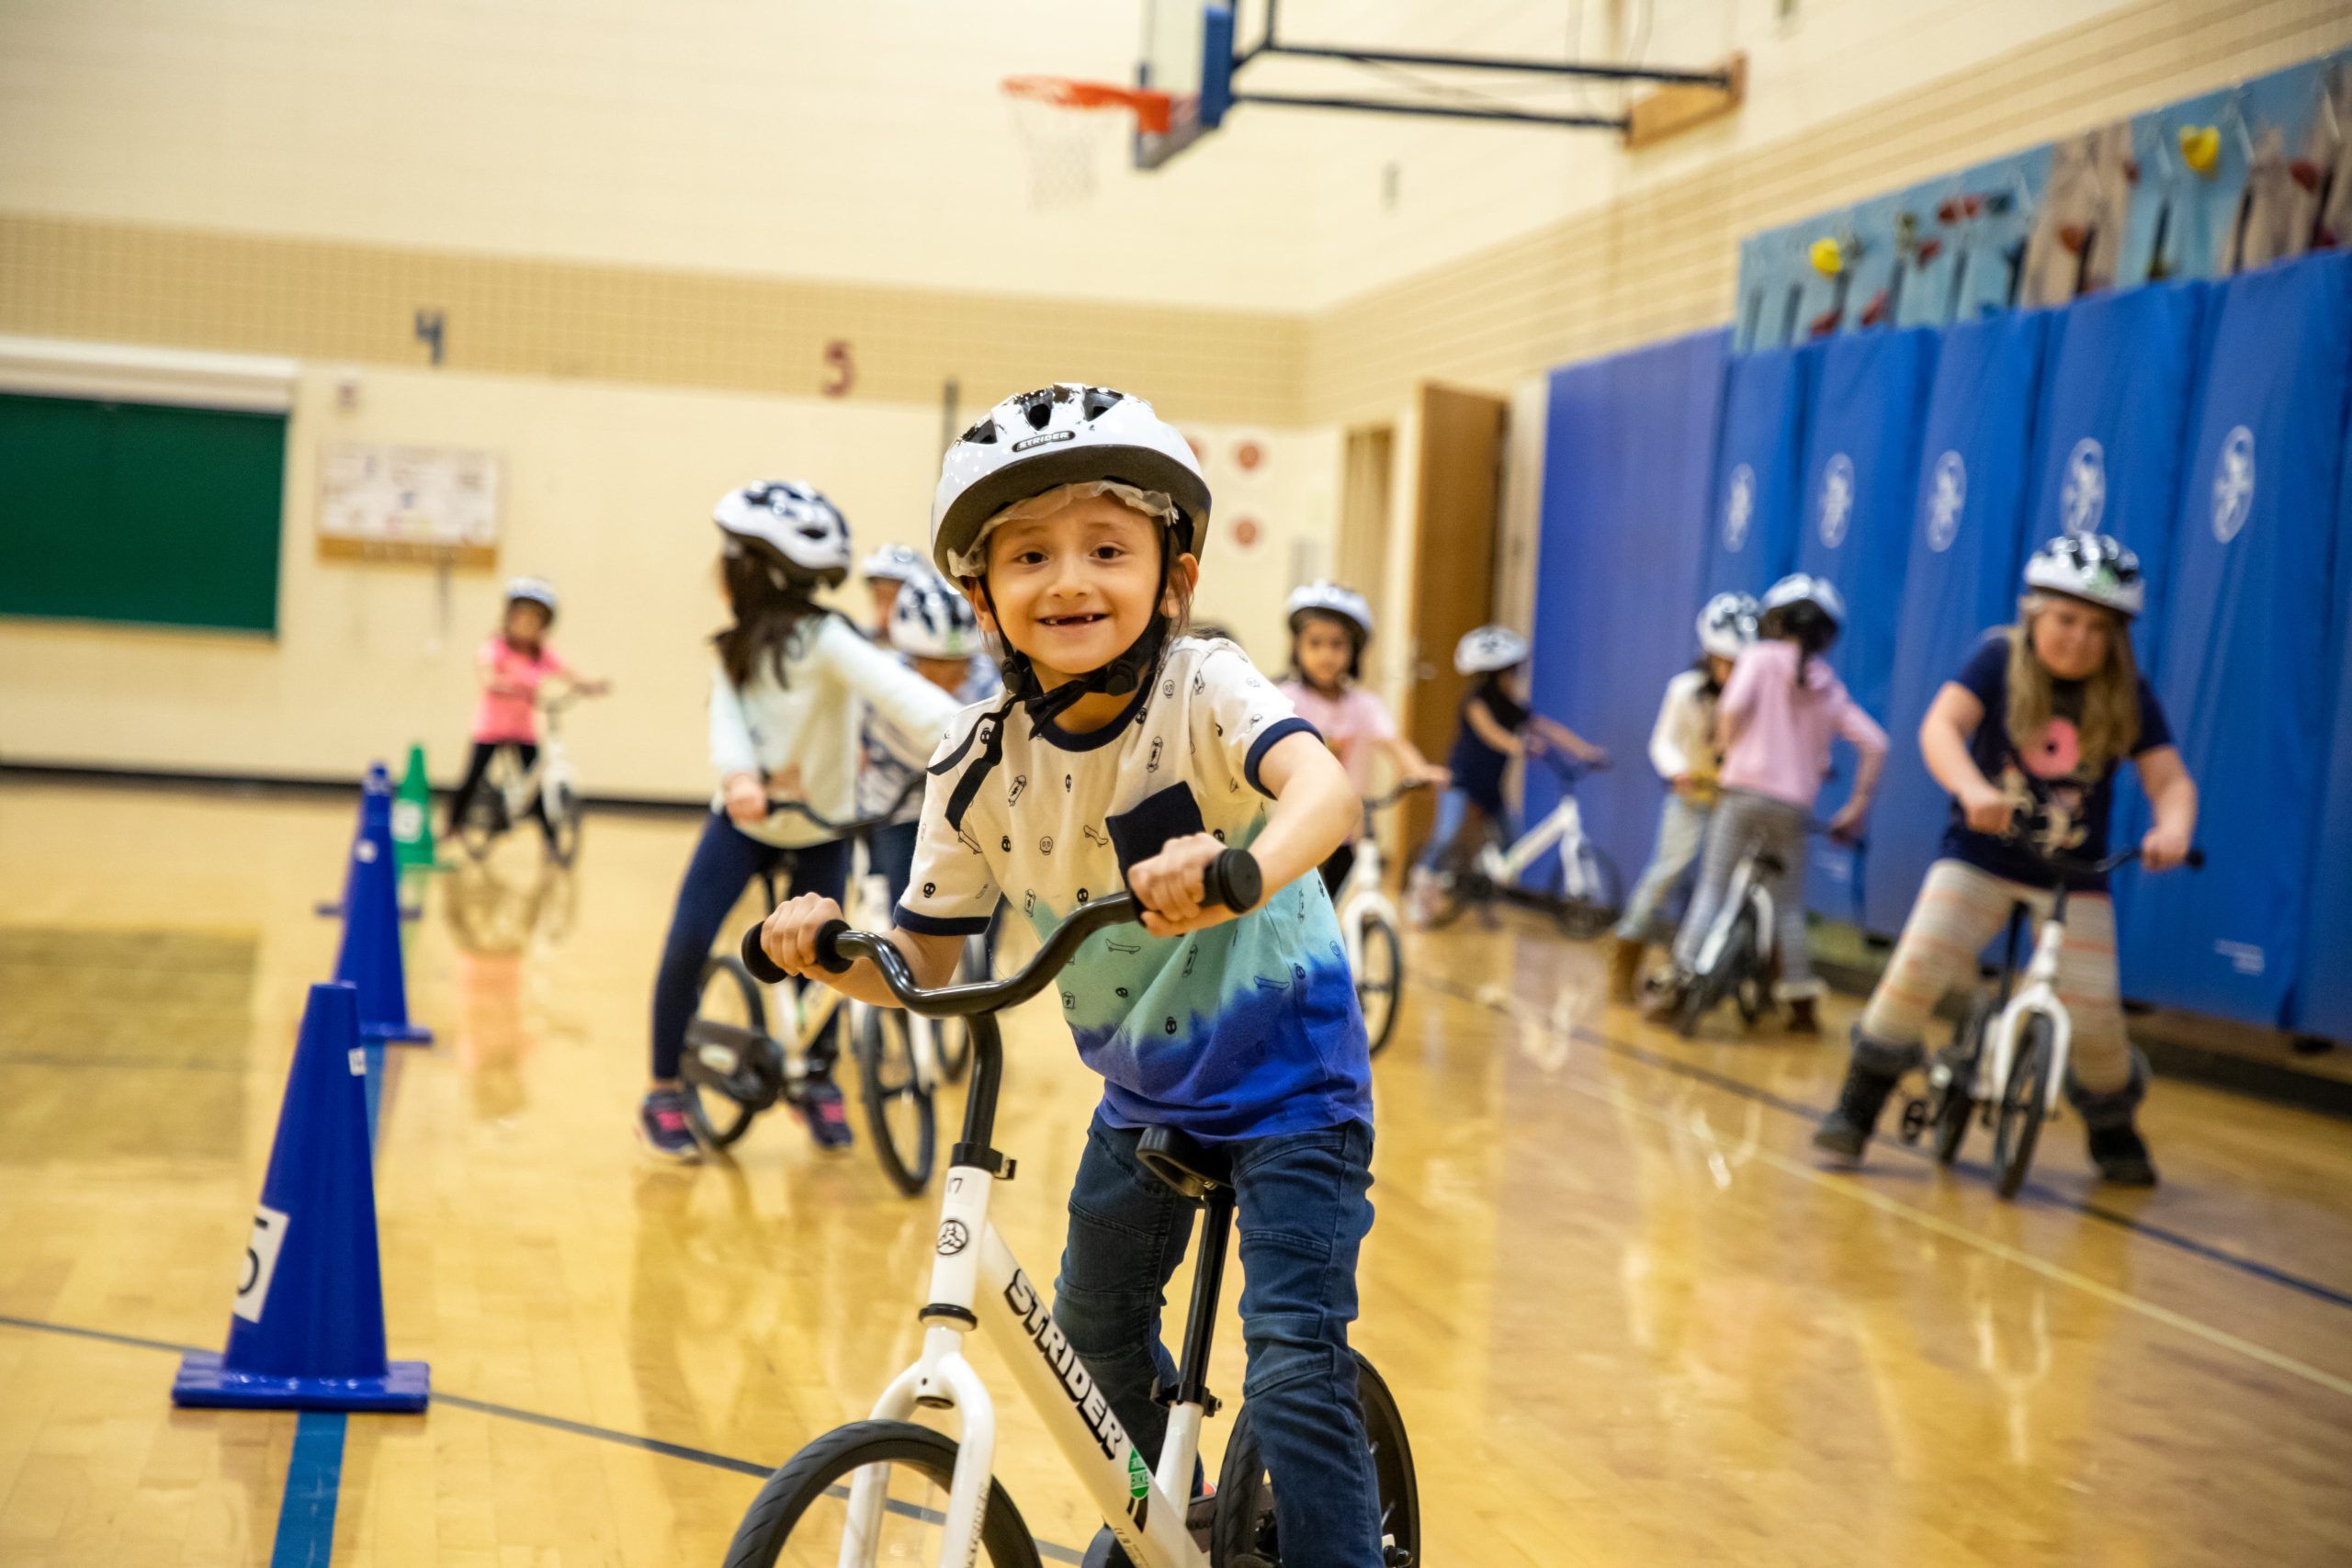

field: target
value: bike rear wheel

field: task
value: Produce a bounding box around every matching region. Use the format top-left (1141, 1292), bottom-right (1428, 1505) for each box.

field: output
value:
top-left (1532, 840), bottom-right (1619, 940)
top-left (855, 1008), bottom-right (936, 1195)
top-left (722, 1420), bottom-right (1039, 1568)
top-left (1992, 1012), bottom-right (2054, 1201)
top-left (1932, 995), bottom-right (1996, 1166)
top-left (681, 956), bottom-right (769, 1148)
top-left (1212, 1350), bottom-right (1419, 1567)
top-left (1354, 915), bottom-right (1404, 1057)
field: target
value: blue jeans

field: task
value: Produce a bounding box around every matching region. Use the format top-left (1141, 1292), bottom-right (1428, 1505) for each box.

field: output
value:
top-left (869, 818), bottom-right (920, 908)
top-left (1415, 785), bottom-right (1515, 871)
top-left (649, 812), bottom-right (848, 1081)
top-left (1053, 1111), bottom-right (1383, 1568)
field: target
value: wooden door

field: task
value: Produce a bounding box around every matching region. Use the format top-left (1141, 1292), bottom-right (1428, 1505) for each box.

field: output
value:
top-left (1399, 383), bottom-right (1509, 857)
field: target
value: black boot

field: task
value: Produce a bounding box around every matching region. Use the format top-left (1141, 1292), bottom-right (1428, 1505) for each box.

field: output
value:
top-left (1812, 1032), bottom-right (1923, 1164)
top-left (2071, 1050), bottom-right (2156, 1186)
top-left (2086, 1122), bottom-right (2158, 1187)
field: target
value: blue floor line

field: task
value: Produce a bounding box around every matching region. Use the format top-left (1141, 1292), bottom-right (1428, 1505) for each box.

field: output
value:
top-left (263, 1015), bottom-right (392, 1567)
top-left (268, 1412), bottom-right (346, 1568)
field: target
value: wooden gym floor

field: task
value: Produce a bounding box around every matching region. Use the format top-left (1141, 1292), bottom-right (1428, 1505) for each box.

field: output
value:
top-left (2, 778), bottom-right (2348, 1565)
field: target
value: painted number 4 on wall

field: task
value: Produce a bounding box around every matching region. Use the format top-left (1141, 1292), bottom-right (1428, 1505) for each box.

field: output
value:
top-left (232, 1203), bottom-right (291, 1325)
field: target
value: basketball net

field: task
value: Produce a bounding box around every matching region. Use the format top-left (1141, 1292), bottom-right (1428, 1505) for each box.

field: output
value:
top-left (1001, 77), bottom-right (1172, 212)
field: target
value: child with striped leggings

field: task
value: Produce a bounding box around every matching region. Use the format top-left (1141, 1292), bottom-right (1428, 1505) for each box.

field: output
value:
top-left (1812, 533), bottom-right (2198, 1185)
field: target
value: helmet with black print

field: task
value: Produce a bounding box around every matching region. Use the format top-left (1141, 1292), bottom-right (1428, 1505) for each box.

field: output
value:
top-left (714, 480), bottom-right (852, 587)
top-left (861, 541), bottom-right (931, 586)
top-left (1696, 592), bottom-right (1758, 660)
top-left (887, 572), bottom-right (984, 660)
top-left (2023, 532), bottom-right (2144, 617)
top-left (1454, 625), bottom-right (1530, 676)
top-left (922, 385), bottom-right (1213, 830)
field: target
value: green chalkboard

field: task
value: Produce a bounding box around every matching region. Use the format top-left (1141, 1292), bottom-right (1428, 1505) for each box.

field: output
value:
top-left (0, 391), bottom-right (287, 634)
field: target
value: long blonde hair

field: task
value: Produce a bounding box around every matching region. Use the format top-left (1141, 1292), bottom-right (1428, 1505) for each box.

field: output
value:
top-left (2003, 595), bottom-right (2138, 772)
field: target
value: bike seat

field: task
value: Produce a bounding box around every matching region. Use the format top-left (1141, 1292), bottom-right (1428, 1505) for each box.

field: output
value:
top-left (1136, 1125), bottom-right (1231, 1200)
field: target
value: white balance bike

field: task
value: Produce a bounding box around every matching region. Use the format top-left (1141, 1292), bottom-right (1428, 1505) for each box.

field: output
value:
top-left (1333, 779), bottom-right (1430, 1057)
top-left (725, 851), bottom-right (1420, 1568)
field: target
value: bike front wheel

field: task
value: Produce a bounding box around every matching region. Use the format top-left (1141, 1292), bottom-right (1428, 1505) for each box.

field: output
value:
top-left (545, 781), bottom-right (582, 866)
top-left (1992, 1012), bottom-right (2054, 1201)
top-left (1354, 915), bottom-right (1404, 1058)
top-left (1212, 1350), bottom-right (1419, 1567)
top-left (855, 1008), bottom-right (936, 1195)
top-left (723, 1420), bottom-right (1039, 1568)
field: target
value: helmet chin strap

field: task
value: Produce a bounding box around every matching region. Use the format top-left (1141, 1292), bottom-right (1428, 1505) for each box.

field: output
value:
top-left (928, 572), bottom-right (1173, 832)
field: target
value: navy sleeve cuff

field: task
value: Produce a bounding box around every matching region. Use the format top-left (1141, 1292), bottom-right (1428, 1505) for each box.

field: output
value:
top-left (894, 904), bottom-right (992, 938)
top-left (1243, 716), bottom-right (1318, 796)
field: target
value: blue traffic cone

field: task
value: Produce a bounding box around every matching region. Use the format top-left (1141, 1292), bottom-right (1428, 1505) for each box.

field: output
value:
top-left (334, 765), bottom-right (433, 1044)
top-left (317, 762), bottom-right (422, 920)
top-left (174, 982), bottom-right (429, 1412)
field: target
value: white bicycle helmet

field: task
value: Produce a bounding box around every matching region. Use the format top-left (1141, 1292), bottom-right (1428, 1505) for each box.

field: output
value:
top-left (887, 573), bottom-right (983, 660)
top-left (503, 576), bottom-right (559, 618)
top-left (1454, 625), bottom-right (1530, 675)
top-left (2023, 531), bottom-right (2145, 617)
top-left (715, 480), bottom-right (853, 584)
top-left (1697, 592), bottom-right (1758, 660)
top-left (862, 542), bottom-right (930, 585)
top-left (1759, 572), bottom-right (1848, 628)
top-left (1285, 581), bottom-right (1374, 641)
top-left (931, 384), bottom-right (1209, 578)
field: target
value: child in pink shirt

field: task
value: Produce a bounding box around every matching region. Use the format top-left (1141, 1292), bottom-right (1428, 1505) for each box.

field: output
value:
top-left (1647, 575), bottom-right (1886, 1033)
top-left (1277, 581), bottom-right (1447, 897)
top-left (447, 577), bottom-right (606, 844)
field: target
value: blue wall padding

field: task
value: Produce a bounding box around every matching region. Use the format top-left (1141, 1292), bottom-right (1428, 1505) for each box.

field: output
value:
top-left (1792, 328), bottom-right (1939, 914)
top-left (2028, 280), bottom-right (2211, 648)
top-left (2120, 254), bottom-right (2352, 1024)
top-left (1864, 311), bottom-right (2052, 936)
top-left (1526, 329), bottom-right (1730, 893)
top-left (1699, 344), bottom-right (1816, 599)
top-left (2295, 389), bottom-right (2352, 1041)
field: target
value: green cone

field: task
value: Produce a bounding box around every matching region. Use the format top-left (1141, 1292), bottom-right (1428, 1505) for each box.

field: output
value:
top-left (391, 743), bottom-right (436, 873)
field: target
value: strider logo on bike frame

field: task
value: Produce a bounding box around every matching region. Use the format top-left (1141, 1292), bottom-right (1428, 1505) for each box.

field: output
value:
top-left (1003, 1268), bottom-right (1130, 1461)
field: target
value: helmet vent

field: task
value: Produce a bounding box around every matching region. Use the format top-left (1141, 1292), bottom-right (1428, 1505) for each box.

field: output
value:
top-left (1082, 387), bottom-right (1122, 421)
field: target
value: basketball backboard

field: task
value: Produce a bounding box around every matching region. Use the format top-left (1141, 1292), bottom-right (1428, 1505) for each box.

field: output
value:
top-left (1135, 0), bottom-right (1235, 170)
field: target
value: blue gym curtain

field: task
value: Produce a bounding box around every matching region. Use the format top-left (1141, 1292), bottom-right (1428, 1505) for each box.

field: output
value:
top-left (2296, 395), bottom-right (2352, 1041)
top-left (2029, 279), bottom-right (2211, 645)
top-left (2120, 254), bottom-right (2352, 1024)
top-left (1526, 329), bottom-right (1729, 891)
top-left (1865, 311), bottom-right (2052, 935)
top-left (1698, 344), bottom-right (1816, 598)
top-left (1792, 328), bottom-right (1939, 914)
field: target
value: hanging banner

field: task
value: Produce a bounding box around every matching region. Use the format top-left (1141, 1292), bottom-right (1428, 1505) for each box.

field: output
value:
top-left (1698, 344), bottom-right (1817, 600)
top-left (1791, 328), bottom-right (1939, 913)
top-left (1528, 330), bottom-right (1730, 888)
top-left (1865, 311), bottom-right (2052, 934)
top-left (2120, 253), bottom-right (2352, 1025)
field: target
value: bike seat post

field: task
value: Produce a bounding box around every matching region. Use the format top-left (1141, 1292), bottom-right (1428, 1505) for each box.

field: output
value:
top-left (1159, 1182), bottom-right (1233, 1500)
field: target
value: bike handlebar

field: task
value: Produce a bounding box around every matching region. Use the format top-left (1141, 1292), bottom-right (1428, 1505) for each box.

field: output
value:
top-left (756, 774), bottom-right (925, 839)
top-left (738, 848), bottom-right (1265, 1019)
top-left (2041, 843), bottom-right (2204, 879)
top-left (1361, 778), bottom-right (1434, 812)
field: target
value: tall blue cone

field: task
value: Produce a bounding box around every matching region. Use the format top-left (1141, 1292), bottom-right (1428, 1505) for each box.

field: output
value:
top-left (334, 763), bottom-right (432, 1044)
top-left (174, 982), bottom-right (429, 1412)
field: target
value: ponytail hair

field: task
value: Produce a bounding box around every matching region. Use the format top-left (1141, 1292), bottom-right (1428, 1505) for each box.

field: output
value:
top-left (713, 551), bottom-right (827, 689)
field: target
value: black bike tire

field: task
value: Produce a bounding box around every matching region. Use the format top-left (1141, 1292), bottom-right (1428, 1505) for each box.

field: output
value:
top-left (1211, 1350), bottom-right (1419, 1567)
top-left (682, 956), bottom-right (764, 1149)
top-left (546, 784), bottom-right (582, 866)
top-left (1934, 995), bottom-right (1996, 1166)
top-left (855, 1008), bottom-right (935, 1196)
top-left (1552, 843), bottom-right (1621, 940)
top-left (722, 1420), bottom-right (1039, 1568)
top-left (1356, 915), bottom-right (1404, 1058)
top-left (1992, 1013), bottom-right (2054, 1201)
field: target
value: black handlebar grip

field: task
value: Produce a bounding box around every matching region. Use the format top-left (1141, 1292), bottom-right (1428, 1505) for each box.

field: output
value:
top-left (810, 919), bottom-right (854, 975)
top-left (1200, 848), bottom-right (1264, 913)
top-left (740, 924), bottom-right (786, 985)
top-left (2185, 848), bottom-right (2206, 870)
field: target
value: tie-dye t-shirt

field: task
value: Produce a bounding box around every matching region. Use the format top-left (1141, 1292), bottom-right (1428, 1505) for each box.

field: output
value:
top-left (895, 637), bottom-right (1374, 1142)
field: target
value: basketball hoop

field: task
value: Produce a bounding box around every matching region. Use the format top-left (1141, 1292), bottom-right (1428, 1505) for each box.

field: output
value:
top-left (1001, 75), bottom-right (1174, 211)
